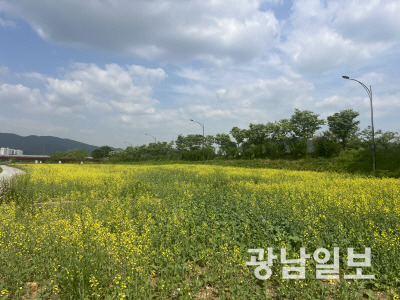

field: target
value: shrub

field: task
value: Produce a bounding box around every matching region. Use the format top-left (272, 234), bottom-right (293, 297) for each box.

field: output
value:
top-left (312, 135), bottom-right (341, 158)
top-left (287, 138), bottom-right (308, 159)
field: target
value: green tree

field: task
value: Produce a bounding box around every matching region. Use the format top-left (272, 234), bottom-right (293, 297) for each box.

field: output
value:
top-left (285, 109), bottom-right (324, 158)
top-left (287, 137), bottom-right (308, 158)
top-left (91, 146), bottom-right (113, 159)
top-left (327, 109), bottom-right (360, 149)
top-left (145, 141), bottom-right (176, 160)
top-left (230, 126), bottom-right (248, 157)
top-left (184, 134), bottom-right (204, 151)
top-left (65, 149), bottom-right (89, 161)
top-left (247, 123), bottom-right (268, 145)
top-left (359, 127), bottom-right (400, 150)
top-left (273, 119), bottom-right (292, 141)
top-left (174, 134), bottom-right (215, 160)
top-left (312, 131), bottom-right (342, 158)
top-left (175, 134), bottom-right (186, 152)
top-left (230, 127), bottom-right (247, 146)
top-left (290, 108), bottom-right (325, 139)
top-left (246, 123), bottom-right (269, 158)
top-left (214, 133), bottom-right (236, 156)
top-left (263, 121), bottom-right (289, 158)
top-left (49, 151), bottom-right (64, 162)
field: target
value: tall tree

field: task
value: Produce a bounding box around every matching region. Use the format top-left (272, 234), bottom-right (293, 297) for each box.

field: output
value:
top-left (263, 121), bottom-right (289, 158)
top-left (327, 109), bottom-right (360, 149)
top-left (215, 133), bottom-right (236, 156)
top-left (247, 123), bottom-right (268, 145)
top-left (230, 127), bottom-right (247, 148)
top-left (274, 119), bottom-right (292, 141)
top-left (290, 109), bottom-right (325, 139)
top-left (230, 127), bottom-right (248, 156)
top-left (175, 134), bottom-right (186, 152)
top-left (91, 145), bottom-right (113, 158)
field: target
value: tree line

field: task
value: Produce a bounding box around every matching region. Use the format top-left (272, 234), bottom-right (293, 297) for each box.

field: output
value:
top-left (89, 108), bottom-right (398, 162)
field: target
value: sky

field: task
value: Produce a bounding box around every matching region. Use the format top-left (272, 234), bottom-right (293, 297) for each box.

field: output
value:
top-left (0, 0), bottom-right (399, 149)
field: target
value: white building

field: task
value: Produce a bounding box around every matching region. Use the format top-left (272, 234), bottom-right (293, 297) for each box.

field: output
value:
top-left (0, 147), bottom-right (9, 155)
top-left (0, 147), bottom-right (23, 156)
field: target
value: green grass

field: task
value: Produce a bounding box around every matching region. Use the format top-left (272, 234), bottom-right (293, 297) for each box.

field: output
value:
top-left (122, 147), bottom-right (400, 178)
top-left (216, 147), bottom-right (400, 178)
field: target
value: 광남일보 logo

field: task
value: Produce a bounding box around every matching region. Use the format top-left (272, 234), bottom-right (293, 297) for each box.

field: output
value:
top-left (246, 247), bottom-right (375, 280)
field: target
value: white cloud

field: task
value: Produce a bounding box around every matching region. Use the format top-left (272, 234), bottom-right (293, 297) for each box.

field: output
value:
top-left (127, 65), bottom-right (167, 86)
top-left (0, 63), bottom-right (166, 118)
top-left (354, 72), bottom-right (384, 86)
top-left (333, 0), bottom-right (400, 43)
top-left (374, 93), bottom-right (400, 115)
top-left (0, 83), bottom-right (45, 111)
top-left (281, 0), bottom-right (399, 72)
top-left (0, 63), bottom-right (179, 145)
top-left (314, 91), bottom-right (400, 130)
top-left (42, 63), bottom-right (164, 115)
top-left (1, 1), bottom-right (399, 146)
top-left (281, 27), bottom-right (389, 72)
top-left (2, 0), bottom-right (280, 64)
top-left (167, 75), bottom-right (315, 127)
top-left (216, 76), bottom-right (313, 109)
top-left (315, 95), bottom-right (365, 111)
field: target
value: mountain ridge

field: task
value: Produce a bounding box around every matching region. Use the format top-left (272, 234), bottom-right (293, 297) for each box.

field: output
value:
top-left (0, 133), bottom-right (99, 155)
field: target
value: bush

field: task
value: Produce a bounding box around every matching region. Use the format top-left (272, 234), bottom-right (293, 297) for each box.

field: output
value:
top-left (264, 142), bottom-right (286, 159)
top-left (287, 138), bottom-right (308, 159)
top-left (312, 135), bottom-right (341, 158)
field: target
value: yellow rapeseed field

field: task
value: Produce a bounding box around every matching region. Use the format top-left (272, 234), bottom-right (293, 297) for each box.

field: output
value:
top-left (0, 164), bottom-right (399, 299)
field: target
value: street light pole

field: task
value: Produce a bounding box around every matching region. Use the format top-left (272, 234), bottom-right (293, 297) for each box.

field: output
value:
top-left (145, 133), bottom-right (157, 143)
top-left (342, 75), bottom-right (376, 172)
top-left (190, 119), bottom-right (205, 163)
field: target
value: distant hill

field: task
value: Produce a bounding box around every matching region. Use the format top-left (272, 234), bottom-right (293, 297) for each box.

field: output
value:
top-left (0, 133), bottom-right (99, 155)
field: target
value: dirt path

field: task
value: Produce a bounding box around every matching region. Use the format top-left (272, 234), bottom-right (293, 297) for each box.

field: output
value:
top-left (0, 165), bottom-right (26, 181)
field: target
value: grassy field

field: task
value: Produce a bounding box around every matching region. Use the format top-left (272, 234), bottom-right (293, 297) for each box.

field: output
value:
top-left (0, 164), bottom-right (399, 299)
top-left (111, 147), bottom-right (400, 178)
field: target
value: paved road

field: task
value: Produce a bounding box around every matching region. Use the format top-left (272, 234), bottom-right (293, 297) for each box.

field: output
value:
top-left (0, 165), bottom-right (26, 181)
